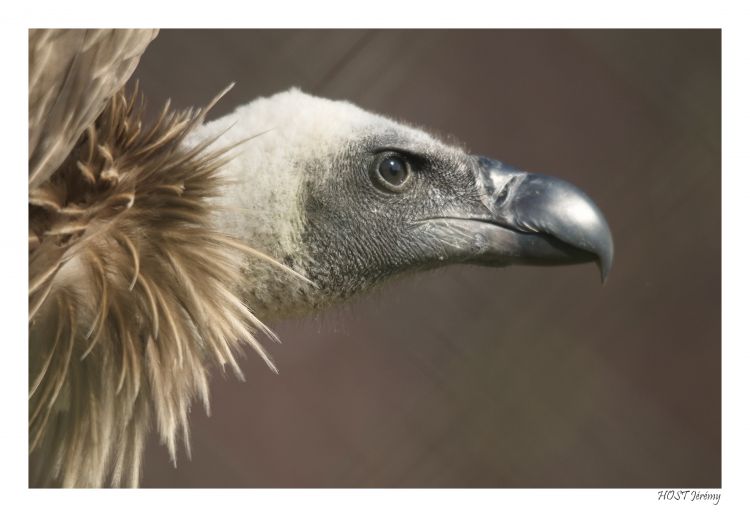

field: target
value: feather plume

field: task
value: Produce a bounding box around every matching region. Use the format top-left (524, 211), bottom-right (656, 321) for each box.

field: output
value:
top-left (29, 83), bottom-right (279, 487)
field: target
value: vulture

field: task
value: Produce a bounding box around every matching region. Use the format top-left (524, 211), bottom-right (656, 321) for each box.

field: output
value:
top-left (28, 29), bottom-right (614, 488)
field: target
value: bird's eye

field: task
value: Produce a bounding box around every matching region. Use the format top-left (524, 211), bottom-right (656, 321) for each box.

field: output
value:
top-left (373, 154), bottom-right (411, 192)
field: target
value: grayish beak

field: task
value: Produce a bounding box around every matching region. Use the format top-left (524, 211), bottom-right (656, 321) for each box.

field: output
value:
top-left (474, 156), bottom-right (614, 282)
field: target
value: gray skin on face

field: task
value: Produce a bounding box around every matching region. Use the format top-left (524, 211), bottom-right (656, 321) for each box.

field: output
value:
top-left (294, 129), bottom-right (612, 308)
top-left (297, 131), bottom-right (483, 301)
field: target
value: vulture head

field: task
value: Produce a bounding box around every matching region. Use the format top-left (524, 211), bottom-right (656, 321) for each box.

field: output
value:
top-left (199, 89), bottom-right (613, 319)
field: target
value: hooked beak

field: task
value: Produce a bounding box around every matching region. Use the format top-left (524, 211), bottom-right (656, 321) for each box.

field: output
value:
top-left (424, 157), bottom-right (614, 282)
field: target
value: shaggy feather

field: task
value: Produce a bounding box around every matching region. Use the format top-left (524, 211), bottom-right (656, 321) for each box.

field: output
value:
top-left (28, 84), bottom-right (288, 487)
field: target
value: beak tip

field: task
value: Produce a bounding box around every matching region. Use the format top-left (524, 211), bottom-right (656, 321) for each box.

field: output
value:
top-left (596, 238), bottom-right (614, 285)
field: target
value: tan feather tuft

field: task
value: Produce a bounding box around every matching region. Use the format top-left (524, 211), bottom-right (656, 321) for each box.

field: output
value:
top-left (28, 83), bottom-right (285, 487)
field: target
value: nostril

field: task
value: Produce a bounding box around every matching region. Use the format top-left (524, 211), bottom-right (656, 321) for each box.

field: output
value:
top-left (493, 182), bottom-right (510, 205)
top-left (492, 175), bottom-right (519, 206)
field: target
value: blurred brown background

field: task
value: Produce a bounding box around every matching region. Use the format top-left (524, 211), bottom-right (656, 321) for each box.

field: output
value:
top-left (133, 29), bottom-right (720, 488)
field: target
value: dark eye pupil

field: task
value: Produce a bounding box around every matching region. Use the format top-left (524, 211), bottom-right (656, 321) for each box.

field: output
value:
top-left (379, 157), bottom-right (408, 185)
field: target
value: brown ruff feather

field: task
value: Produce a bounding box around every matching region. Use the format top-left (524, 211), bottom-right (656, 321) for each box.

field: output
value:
top-left (29, 84), bottom-right (278, 487)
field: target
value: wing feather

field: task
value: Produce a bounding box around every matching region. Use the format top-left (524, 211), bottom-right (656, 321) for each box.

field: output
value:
top-left (29, 29), bottom-right (158, 189)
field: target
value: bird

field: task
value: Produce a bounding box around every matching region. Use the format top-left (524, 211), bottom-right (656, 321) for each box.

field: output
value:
top-left (28, 29), bottom-right (614, 487)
